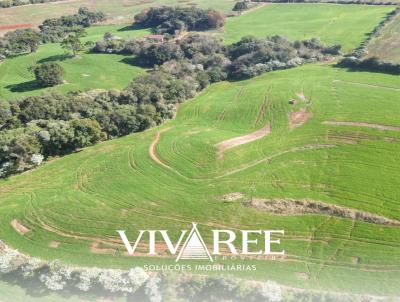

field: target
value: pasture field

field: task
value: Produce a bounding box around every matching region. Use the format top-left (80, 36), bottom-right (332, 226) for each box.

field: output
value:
top-left (0, 0), bottom-right (236, 36)
top-left (0, 24), bottom-right (150, 100)
top-left (224, 3), bottom-right (396, 52)
top-left (367, 12), bottom-right (400, 63)
top-left (0, 3), bottom-right (395, 99)
top-left (0, 63), bottom-right (400, 296)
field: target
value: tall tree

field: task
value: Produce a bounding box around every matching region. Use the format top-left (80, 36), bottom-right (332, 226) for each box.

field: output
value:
top-left (61, 34), bottom-right (83, 56)
top-left (33, 62), bottom-right (65, 87)
top-left (5, 29), bottom-right (42, 54)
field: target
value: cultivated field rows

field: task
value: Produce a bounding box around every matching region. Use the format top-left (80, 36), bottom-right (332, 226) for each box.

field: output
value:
top-left (1, 63), bottom-right (400, 294)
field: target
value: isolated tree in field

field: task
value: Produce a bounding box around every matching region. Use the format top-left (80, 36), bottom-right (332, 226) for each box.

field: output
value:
top-left (5, 29), bottom-right (41, 54)
top-left (233, 2), bottom-right (248, 14)
top-left (61, 34), bottom-right (83, 56)
top-left (33, 62), bottom-right (65, 87)
top-left (103, 32), bottom-right (114, 41)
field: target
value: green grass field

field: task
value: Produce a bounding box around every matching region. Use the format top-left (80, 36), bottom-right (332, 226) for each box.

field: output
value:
top-left (224, 4), bottom-right (396, 52)
top-left (367, 12), bottom-right (400, 63)
top-left (0, 25), bottom-right (150, 99)
top-left (0, 3), bottom-right (394, 99)
top-left (1, 63), bottom-right (400, 296)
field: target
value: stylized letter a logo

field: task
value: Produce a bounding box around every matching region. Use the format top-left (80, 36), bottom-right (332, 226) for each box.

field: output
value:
top-left (176, 223), bottom-right (213, 262)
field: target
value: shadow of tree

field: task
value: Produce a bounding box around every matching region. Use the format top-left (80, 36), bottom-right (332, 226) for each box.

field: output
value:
top-left (5, 80), bottom-right (42, 93)
top-left (117, 23), bottom-right (147, 32)
top-left (119, 56), bottom-right (151, 68)
top-left (37, 54), bottom-right (72, 64)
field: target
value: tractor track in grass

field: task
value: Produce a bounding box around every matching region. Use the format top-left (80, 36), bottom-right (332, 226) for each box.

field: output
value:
top-left (333, 79), bottom-right (400, 91)
top-left (217, 87), bottom-right (244, 122)
top-left (254, 95), bottom-right (268, 127)
top-left (148, 127), bottom-right (198, 180)
top-left (14, 194), bottom-right (400, 269)
top-left (216, 144), bottom-right (336, 178)
top-left (324, 121), bottom-right (400, 132)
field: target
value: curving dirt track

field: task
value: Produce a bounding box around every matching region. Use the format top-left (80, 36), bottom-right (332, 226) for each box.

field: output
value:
top-left (149, 128), bottom-right (173, 170)
top-left (215, 124), bottom-right (271, 158)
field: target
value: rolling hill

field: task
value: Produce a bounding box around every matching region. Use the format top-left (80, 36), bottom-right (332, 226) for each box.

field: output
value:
top-left (1, 63), bottom-right (400, 295)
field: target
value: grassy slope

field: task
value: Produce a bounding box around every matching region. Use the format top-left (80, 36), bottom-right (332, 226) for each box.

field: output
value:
top-left (0, 64), bottom-right (400, 295)
top-left (224, 4), bottom-right (395, 52)
top-left (367, 12), bottom-right (400, 63)
top-left (0, 0), bottom-right (236, 36)
top-left (0, 25), bottom-right (150, 100)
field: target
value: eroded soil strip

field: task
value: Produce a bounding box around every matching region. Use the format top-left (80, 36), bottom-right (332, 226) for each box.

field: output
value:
top-left (289, 108), bottom-right (313, 130)
top-left (0, 24), bottom-right (33, 31)
top-left (11, 219), bottom-right (30, 235)
top-left (215, 124), bottom-right (271, 158)
top-left (149, 128), bottom-right (173, 170)
top-left (324, 121), bottom-right (400, 132)
top-left (246, 199), bottom-right (400, 226)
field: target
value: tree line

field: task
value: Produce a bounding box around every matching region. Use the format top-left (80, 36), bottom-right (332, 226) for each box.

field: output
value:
top-left (338, 57), bottom-right (400, 74)
top-left (0, 0), bottom-right (68, 8)
top-left (93, 31), bottom-right (340, 79)
top-left (133, 6), bottom-right (225, 34)
top-left (337, 7), bottom-right (400, 74)
top-left (0, 7), bottom-right (105, 58)
top-left (0, 29), bottom-right (339, 177)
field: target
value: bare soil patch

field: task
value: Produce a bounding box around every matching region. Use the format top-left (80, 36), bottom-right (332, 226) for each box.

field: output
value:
top-left (289, 108), bottom-right (313, 130)
top-left (0, 23), bottom-right (33, 31)
top-left (49, 241), bottom-right (61, 248)
top-left (296, 91), bottom-right (306, 101)
top-left (296, 272), bottom-right (309, 280)
top-left (221, 192), bottom-right (244, 202)
top-left (216, 124), bottom-right (271, 158)
top-left (245, 199), bottom-right (400, 226)
top-left (11, 219), bottom-right (30, 235)
top-left (90, 242), bottom-right (116, 255)
top-left (324, 121), bottom-right (400, 132)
